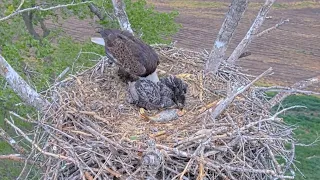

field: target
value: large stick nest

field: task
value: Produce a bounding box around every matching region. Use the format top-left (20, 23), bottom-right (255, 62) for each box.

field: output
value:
top-left (31, 45), bottom-right (295, 179)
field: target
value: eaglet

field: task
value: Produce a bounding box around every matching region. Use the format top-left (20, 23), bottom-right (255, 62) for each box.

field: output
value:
top-left (127, 75), bottom-right (188, 110)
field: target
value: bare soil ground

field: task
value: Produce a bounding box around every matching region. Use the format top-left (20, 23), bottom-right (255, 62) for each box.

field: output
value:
top-left (46, 0), bottom-right (320, 89)
top-left (149, 0), bottom-right (320, 89)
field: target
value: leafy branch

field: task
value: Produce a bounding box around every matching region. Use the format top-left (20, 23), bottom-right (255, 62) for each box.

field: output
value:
top-left (0, 1), bottom-right (92, 21)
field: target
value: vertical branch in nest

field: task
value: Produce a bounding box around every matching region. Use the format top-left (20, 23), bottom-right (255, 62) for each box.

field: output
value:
top-left (227, 0), bottom-right (276, 64)
top-left (205, 0), bottom-right (248, 74)
top-left (211, 67), bottom-right (273, 120)
top-left (268, 75), bottom-right (320, 108)
top-left (111, 0), bottom-right (133, 34)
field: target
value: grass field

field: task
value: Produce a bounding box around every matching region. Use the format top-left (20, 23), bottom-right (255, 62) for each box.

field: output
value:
top-left (274, 95), bottom-right (320, 180)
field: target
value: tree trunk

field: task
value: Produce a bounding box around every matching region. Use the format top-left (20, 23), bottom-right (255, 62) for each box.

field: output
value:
top-left (87, 3), bottom-right (105, 21)
top-left (227, 0), bottom-right (276, 64)
top-left (111, 0), bottom-right (134, 34)
top-left (22, 11), bottom-right (41, 40)
top-left (0, 55), bottom-right (50, 111)
top-left (204, 0), bottom-right (248, 74)
top-left (39, 18), bottom-right (50, 38)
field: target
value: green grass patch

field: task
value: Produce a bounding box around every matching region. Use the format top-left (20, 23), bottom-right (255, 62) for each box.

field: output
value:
top-left (271, 94), bottom-right (320, 179)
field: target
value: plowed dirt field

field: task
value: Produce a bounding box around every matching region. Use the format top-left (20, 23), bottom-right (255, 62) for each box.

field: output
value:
top-left (46, 0), bottom-right (320, 89)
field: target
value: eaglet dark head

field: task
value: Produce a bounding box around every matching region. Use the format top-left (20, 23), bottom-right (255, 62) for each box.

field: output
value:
top-left (159, 75), bottom-right (188, 109)
top-left (91, 29), bottom-right (160, 83)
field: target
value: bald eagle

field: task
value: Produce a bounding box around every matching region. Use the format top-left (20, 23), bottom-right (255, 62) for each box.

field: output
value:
top-left (91, 29), bottom-right (160, 83)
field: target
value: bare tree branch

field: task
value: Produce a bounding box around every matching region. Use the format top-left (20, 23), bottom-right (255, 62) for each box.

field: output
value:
top-left (0, 1), bottom-right (92, 22)
top-left (16, 0), bottom-right (25, 12)
top-left (0, 154), bottom-right (29, 162)
top-left (0, 55), bottom-right (50, 111)
top-left (0, 127), bottom-right (26, 154)
top-left (211, 67), bottom-right (273, 120)
top-left (111, 0), bottom-right (134, 34)
top-left (204, 0), bottom-right (248, 74)
top-left (255, 19), bottom-right (289, 38)
top-left (39, 18), bottom-right (50, 38)
top-left (87, 2), bottom-right (105, 21)
top-left (4, 118), bottom-right (75, 163)
top-left (255, 86), bottom-right (320, 96)
top-left (227, 0), bottom-right (276, 64)
top-left (268, 75), bottom-right (320, 108)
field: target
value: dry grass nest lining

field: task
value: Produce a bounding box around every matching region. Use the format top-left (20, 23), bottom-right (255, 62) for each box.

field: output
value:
top-left (40, 45), bottom-right (295, 179)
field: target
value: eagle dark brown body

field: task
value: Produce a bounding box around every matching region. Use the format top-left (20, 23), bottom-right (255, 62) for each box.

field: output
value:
top-left (97, 29), bottom-right (160, 82)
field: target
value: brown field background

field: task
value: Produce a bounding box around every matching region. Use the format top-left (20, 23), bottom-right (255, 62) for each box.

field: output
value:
top-left (45, 0), bottom-right (320, 89)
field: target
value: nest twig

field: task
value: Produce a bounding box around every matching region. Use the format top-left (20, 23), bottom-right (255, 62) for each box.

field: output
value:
top-left (4, 45), bottom-right (297, 179)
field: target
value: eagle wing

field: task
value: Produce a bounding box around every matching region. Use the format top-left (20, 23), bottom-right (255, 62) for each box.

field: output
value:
top-left (103, 30), bottom-right (147, 76)
top-left (120, 31), bottom-right (159, 76)
top-left (100, 29), bottom-right (158, 77)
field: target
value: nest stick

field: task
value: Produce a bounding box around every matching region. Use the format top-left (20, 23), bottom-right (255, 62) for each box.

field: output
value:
top-left (0, 127), bottom-right (26, 154)
top-left (4, 118), bottom-right (75, 163)
top-left (210, 67), bottom-right (273, 120)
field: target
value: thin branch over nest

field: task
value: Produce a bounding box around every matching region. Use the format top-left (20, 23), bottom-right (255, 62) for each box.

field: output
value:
top-left (268, 75), bottom-right (320, 108)
top-left (0, 1), bottom-right (92, 21)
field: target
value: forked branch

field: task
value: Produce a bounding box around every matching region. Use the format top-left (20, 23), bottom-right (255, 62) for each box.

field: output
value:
top-left (4, 118), bottom-right (75, 163)
top-left (205, 0), bottom-right (248, 74)
top-left (255, 19), bottom-right (289, 38)
top-left (227, 0), bottom-right (276, 64)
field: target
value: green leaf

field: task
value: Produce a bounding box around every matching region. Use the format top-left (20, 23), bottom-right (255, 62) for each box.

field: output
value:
top-left (4, 4), bottom-right (15, 15)
top-left (129, 136), bottom-right (138, 140)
